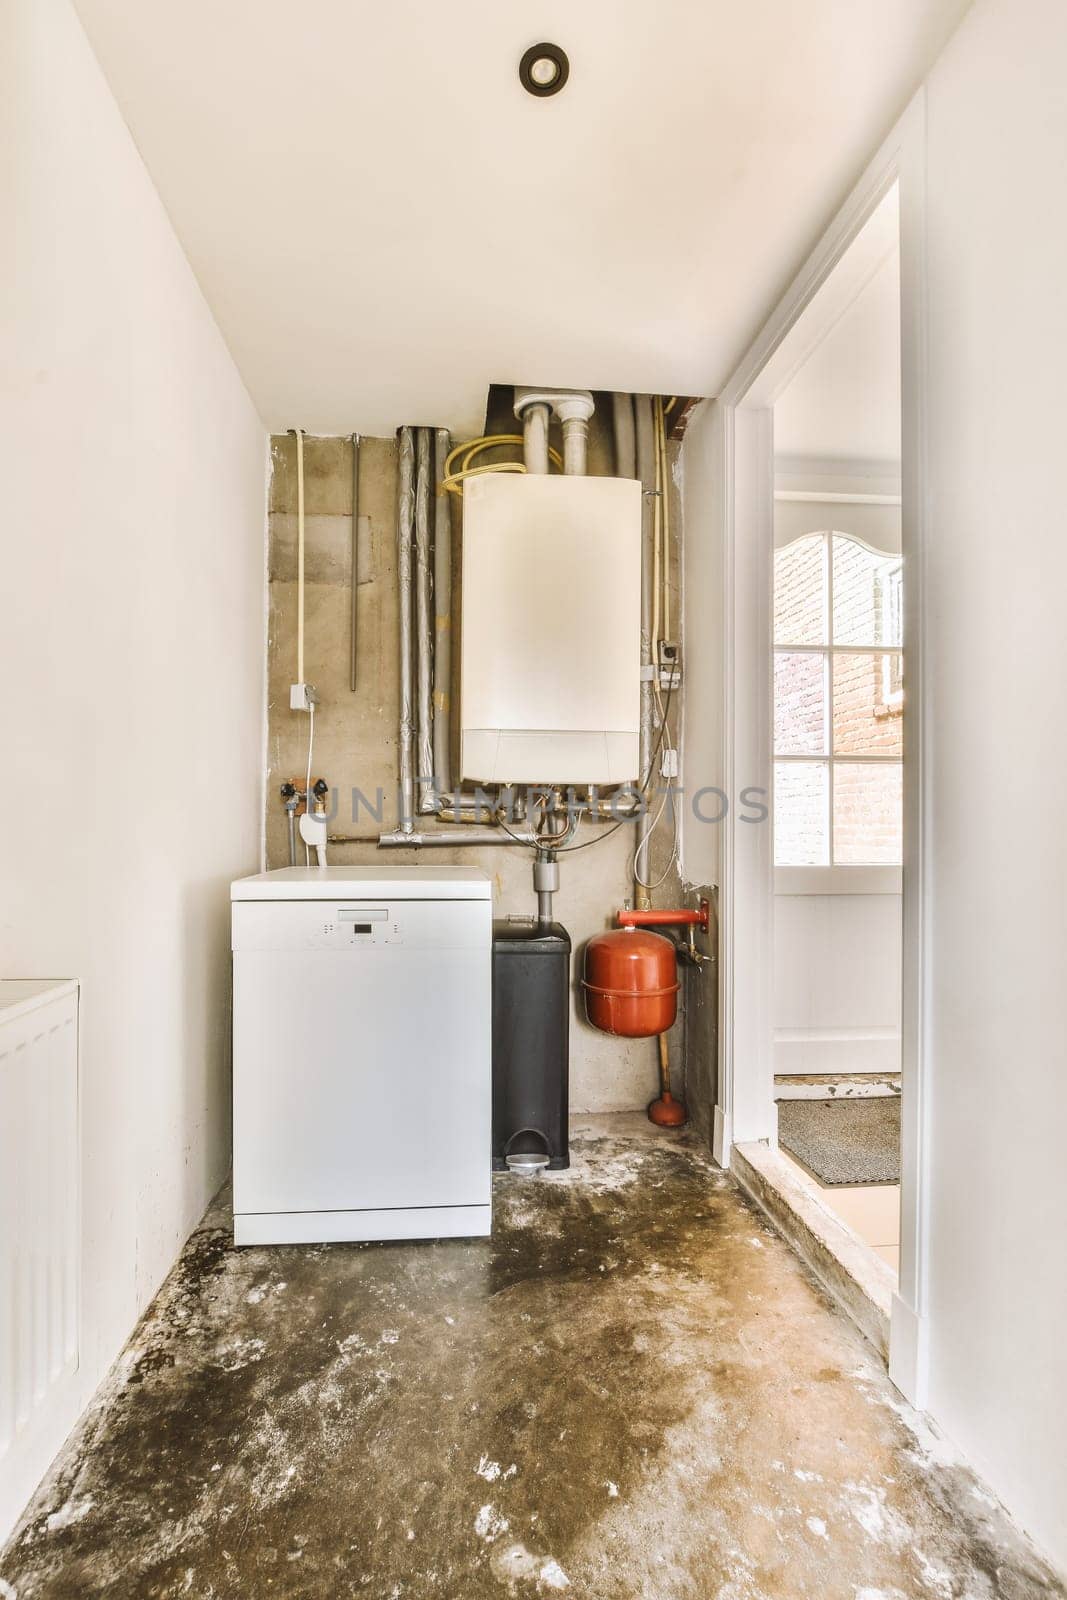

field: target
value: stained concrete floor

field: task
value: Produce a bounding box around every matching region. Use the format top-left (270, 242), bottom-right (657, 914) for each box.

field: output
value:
top-left (2, 1118), bottom-right (1062, 1600)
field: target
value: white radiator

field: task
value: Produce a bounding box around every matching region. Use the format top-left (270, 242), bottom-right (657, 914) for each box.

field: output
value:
top-left (0, 979), bottom-right (80, 1545)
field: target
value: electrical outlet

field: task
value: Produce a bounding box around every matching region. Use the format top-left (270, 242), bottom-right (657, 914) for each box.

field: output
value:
top-left (657, 640), bottom-right (681, 689)
top-left (290, 683), bottom-right (318, 711)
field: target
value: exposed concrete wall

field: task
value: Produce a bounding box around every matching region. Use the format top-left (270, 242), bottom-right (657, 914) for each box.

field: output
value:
top-left (265, 399), bottom-right (701, 1114)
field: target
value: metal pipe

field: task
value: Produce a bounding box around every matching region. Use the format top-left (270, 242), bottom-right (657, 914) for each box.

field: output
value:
top-left (349, 433), bottom-right (360, 691)
top-left (376, 828), bottom-right (539, 849)
top-left (633, 396), bottom-right (657, 909)
top-left (415, 429), bottom-right (435, 812)
top-left (612, 393), bottom-right (636, 478)
top-left (292, 427), bottom-right (306, 685)
top-left (286, 807), bottom-right (298, 867)
top-left (521, 402), bottom-right (551, 473)
top-left (396, 428), bottom-right (416, 833)
top-left (533, 852), bottom-right (560, 928)
top-left (554, 393), bottom-right (594, 476)
top-left (432, 428), bottom-right (452, 795)
top-left (656, 397), bottom-right (672, 647)
top-left (561, 415), bottom-right (589, 475)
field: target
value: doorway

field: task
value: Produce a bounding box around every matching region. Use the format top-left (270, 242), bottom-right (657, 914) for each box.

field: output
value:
top-left (707, 100), bottom-right (929, 1402)
top-left (771, 192), bottom-right (903, 1280)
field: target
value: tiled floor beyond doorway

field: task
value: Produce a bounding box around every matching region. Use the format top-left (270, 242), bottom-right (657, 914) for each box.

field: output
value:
top-left (779, 1146), bottom-right (901, 1276)
top-left (1, 1117), bottom-right (1062, 1600)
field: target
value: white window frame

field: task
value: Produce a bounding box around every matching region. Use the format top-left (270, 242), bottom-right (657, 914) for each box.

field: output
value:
top-left (773, 528), bottom-right (903, 891)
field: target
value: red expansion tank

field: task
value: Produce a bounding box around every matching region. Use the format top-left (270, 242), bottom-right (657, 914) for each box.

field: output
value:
top-left (582, 927), bottom-right (680, 1038)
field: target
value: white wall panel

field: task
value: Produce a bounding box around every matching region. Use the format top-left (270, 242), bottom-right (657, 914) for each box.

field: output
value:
top-left (774, 893), bottom-right (902, 1073)
top-left (0, 0), bottom-right (266, 1543)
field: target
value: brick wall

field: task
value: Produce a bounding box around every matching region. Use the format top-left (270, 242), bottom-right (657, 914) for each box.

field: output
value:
top-left (774, 532), bottom-right (902, 865)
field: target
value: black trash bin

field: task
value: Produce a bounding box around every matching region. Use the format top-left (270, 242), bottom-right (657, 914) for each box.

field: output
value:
top-left (492, 920), bottom-right (571, 1171)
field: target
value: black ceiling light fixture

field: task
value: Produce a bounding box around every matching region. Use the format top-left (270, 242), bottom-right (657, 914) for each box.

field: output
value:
top-left (519, 42), bottom-right (569, 98)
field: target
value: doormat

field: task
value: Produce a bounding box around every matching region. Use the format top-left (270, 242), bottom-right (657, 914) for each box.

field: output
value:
top-left (778, 1096), bottom-right (900, 1186)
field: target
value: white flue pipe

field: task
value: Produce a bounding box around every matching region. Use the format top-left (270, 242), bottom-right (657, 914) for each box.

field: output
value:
top-left (522, 402), bottom-right (551, 474)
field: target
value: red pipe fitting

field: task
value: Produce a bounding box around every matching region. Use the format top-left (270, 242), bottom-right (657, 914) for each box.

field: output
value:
top-left (617, 901), bottom-right (709, 933)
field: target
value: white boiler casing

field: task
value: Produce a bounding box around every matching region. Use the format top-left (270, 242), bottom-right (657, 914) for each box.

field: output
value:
top-left (460, 473), bottom-right (641, 785)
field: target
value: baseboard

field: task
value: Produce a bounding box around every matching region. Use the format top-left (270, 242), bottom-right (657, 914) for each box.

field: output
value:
top-left (712, 1105), bottom-right (732, 1168)
top-left (773, 1032), bottom-right (902, 1075)
top-left (888, 1292), bottom-right (928, 1407)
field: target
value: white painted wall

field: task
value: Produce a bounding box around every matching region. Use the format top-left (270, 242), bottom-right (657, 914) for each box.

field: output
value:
top-left (773, 893), bottom-right (901, 1074)
top-left (0, 0), bottom-right (266, 1541)
top-left (774, 248), bottom-right (902, 465)
top-left (679, 399), bottom-right (725, 893)
top-left (920, 0), bottom-right (1067, 1569)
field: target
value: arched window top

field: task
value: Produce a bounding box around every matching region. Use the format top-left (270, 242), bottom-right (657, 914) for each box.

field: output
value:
top-left (774, 530), bottom-right (902, 650)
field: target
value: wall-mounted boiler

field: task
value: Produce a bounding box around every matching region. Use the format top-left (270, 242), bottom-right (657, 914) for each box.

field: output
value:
top-left (459, 472), bottom-right (641, 785)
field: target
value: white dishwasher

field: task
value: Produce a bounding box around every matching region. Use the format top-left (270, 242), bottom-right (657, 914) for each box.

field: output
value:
top-left (231, 867), bottom-right (492, 1245)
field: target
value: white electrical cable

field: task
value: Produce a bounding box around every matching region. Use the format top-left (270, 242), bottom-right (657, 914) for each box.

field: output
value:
top-left (303, 698), bottom-right (315, 868)
top-left (296, 427), bottom-right (305, 686)
top-left (633, 690), bottom-right (681, 890)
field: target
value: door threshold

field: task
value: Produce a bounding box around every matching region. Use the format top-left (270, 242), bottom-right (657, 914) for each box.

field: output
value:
top-left (731, 1140), bottom-right (894, 1360)
top-left (774, 1072), bottom-right (901, 1100)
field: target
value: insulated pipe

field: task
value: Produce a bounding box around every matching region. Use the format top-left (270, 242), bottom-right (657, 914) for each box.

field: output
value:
top-left (633, 397), bottom-right (657, 909)
top-left (432, 428), bottom-right (453, 795)
top-left (415, 429), bottom-right (435, 813)
top-left (396, 428), bottom-right (416, 834)
top-left (521, 402), bottom-right (551, 474)
top-left (349, 433), bottom-right (360, 691)
top-left (612, 393), bottom-right (636, 479)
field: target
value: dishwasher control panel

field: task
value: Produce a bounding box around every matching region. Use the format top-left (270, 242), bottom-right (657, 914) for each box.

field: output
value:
top-left (232, 898), bottom-right (491, 951)
top-left (321, 908), bottom-right (392, 942)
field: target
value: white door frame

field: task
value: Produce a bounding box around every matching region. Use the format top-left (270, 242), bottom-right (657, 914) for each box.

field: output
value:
top-left (711, 92), bottom-right (930, 1404)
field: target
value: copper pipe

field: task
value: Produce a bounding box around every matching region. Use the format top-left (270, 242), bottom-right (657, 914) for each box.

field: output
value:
top-left (617, 903), bottom-right (709, 933)
top-left (649, 1032), bottom-right (687, 1127)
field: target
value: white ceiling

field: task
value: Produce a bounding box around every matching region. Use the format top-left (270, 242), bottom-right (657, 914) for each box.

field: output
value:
top-left (73, 0), bottom-right (970, 437)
